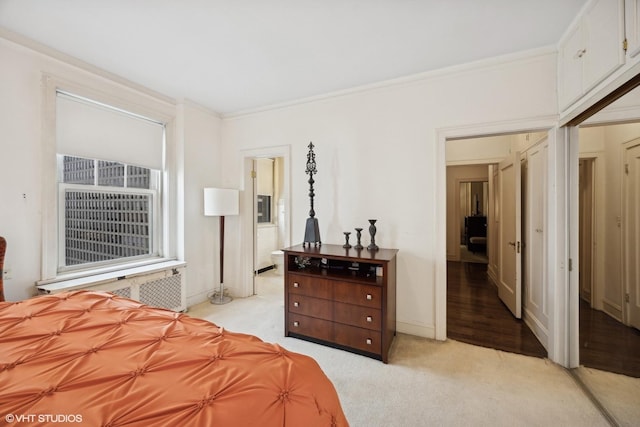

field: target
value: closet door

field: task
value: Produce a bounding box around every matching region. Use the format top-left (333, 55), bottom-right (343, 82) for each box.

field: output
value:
top-left (558, 23), bottom-right (584, 110)
top-left (524, 140), bottom-right (549, 348)
top-left (582, 0), bottom-right (625, 91)
top-left (625, 0), bottom-right (640, 57)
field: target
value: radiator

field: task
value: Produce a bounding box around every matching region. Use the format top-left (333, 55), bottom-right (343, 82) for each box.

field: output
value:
top-left (36, 261), bottom-right (187, 312)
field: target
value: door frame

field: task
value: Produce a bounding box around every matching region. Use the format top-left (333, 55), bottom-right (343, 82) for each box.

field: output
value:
top-left (577, 154), bottom-right (605, 310)
top-left (623, 139), bottom-right (640, 328)
top-left (239, 145), bottom-right (291, 297)
top-left (436, 116), bottom-right (569, 366)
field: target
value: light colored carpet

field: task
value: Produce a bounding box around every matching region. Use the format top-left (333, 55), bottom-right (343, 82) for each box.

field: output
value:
top-left (188, 271), bottom-right (611, 427)
top-left (573, 367), bottom-right (640, 427)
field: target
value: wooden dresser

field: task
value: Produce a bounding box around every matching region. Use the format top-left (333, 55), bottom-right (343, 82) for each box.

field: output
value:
top-left (283, 244), bottom-right (398, 363)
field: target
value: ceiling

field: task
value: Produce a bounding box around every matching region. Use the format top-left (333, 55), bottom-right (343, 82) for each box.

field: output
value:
top-left (0, 0), bottom-right (588, 115)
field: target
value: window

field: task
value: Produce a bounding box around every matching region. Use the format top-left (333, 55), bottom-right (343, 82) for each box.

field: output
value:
top-left (59, 155), bottom-right (160, 271)
top-left (256, 195), bottom-right (272, 223)
top-left (54, 90), bottom-right (166, 274)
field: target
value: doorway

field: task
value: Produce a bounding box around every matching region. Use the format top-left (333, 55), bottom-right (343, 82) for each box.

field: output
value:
top-left (239, 146), bottom-right (291, 298)
top-left (445, 132), bottom-right (547, 358)
top-left (578, 158), bottom-right (595, 305)
top-left (253, 158), bottom-right (285, 272)
top-left (253, 157), bottom-right (285, 295)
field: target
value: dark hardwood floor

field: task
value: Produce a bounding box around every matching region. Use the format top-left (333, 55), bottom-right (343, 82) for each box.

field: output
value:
top-left (447, 261), bottom-right (547, 358)
top-left (447, 260), bottom-right (640, 376)
top-left (580, 299), bottom-right (640, 378)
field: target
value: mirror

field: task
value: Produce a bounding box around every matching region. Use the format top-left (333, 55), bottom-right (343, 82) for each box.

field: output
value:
top-left (458, 181), bottom-right (489, 264)
top-left (573, 86), bottom-right (640, 424)
top-left (460, 181), bottom-right (488, 217)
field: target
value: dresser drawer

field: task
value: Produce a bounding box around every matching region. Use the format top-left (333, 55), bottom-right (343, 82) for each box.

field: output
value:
top-left (288, 313), bottom-right (333, 342)
top-left (333, 283), bottom-right (381, 308)
top-left (288, 294), bottom-right (332, 321)
top-left (287, 274), bottom-right (332, 299)
top-left (334, 301), bottom-right (381, 331)
top-left (334, 324), bottom-right (381, 354)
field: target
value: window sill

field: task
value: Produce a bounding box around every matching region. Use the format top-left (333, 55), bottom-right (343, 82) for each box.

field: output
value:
top-left (36, 259), bottom-right (186, 293)
top-left (257, 223), bottom-right (277, 228)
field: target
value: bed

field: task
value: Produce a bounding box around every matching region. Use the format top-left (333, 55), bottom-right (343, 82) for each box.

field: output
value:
top-left (0, 290), bottom-right (348, 426)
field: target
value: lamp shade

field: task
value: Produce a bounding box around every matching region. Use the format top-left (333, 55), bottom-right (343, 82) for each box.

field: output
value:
top-left (204, 188), bottom-right (239, 216)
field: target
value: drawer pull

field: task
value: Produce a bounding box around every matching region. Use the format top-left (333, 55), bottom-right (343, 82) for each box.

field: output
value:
top-left (366, 316), bottom-right (373, 323)
top-left (293, 302), bottom-right (299, 307)
top-left (293, 282), bottom-right (299, 288)
top-left (366, 294), bottom-right (372, 300)
top-left (293, 321), bottom-right (299, 327)
top-left (366, 338), bottom-right (372, 345)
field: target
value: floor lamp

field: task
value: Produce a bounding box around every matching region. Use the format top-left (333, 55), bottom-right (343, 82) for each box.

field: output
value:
top-left (204, 188), bottom-right (239, 305)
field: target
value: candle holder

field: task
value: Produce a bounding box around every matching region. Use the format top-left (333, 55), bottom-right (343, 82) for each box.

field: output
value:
top-left (354, 228), bottom-right (364, 250)
top-left (367, 219), bottom-right (379, 251)
top-left (343, 232), bottom-right (352, 249)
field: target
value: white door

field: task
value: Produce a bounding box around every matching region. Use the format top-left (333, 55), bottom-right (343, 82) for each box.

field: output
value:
top-left (498, 152), bottom-right (522, 318)
top-left (625, 142), bottom-right (640, 330)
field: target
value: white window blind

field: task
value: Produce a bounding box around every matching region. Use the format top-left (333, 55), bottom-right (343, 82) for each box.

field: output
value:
top-left (56, 91), bottom-right (165, 170)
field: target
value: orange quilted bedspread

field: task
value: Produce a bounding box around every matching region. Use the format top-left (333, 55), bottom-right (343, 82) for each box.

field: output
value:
top-left (0, 291), bottom-right (348, 426)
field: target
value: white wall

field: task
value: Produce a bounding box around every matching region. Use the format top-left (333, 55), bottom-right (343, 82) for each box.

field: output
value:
top-left (221, 51), bottom-right (558, 338)
top-left (181, 102), bottom-right (223, 306)
top-left (0, 36), bottom-right (222, 305)
top-left (0, 38), bottom-right (43, 301)
top-left (446, 135), bottom-right (511, 165)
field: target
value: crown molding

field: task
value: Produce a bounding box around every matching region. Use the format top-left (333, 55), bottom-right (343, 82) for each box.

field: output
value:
top-left (0, 26), bottom-right (176, 107)
top-left (177, 98), bottom-right (222, 119)
top-left (224, 45), bottom-right (557, 120)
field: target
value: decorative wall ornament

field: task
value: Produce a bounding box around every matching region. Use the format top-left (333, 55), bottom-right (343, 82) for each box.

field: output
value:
top-left (367, 219), bottom-right (379, 251)
top-left (303, 142), bottom-right (321, 247)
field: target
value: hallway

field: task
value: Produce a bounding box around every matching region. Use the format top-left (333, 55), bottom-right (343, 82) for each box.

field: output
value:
top-left (447, 260), bottom-right (640, 380)
top-left (580, 300), bottom-right (640, 378)
top-left (446, 261), bottom-right (547, 358)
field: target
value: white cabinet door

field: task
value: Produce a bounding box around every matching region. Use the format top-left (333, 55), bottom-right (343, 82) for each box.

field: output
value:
top-left (559, 24), bottom-right (585, 109)
top-left (582, 0), bottom-right (625, 91)
top-left (626, 0), bottom-right (640, 57)
top-left (558, 0), bottom-right (625, 110)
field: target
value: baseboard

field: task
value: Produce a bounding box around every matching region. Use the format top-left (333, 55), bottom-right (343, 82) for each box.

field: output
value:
top-left (602, 298), bottom-right (623, 322)
top-left (255, 265), bottom-right (275, 275)
top-left (396, 321), bottom-right (436, 340)
top-left (487, 265), bottom-right (498, 286)
top-left (523, 308), bottom-right (549, 351)
top-left (186, 289), bottom-right (213, 309)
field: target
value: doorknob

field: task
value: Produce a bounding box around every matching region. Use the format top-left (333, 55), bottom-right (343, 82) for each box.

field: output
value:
top-left (508, 241), bottom-right (516, 247)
